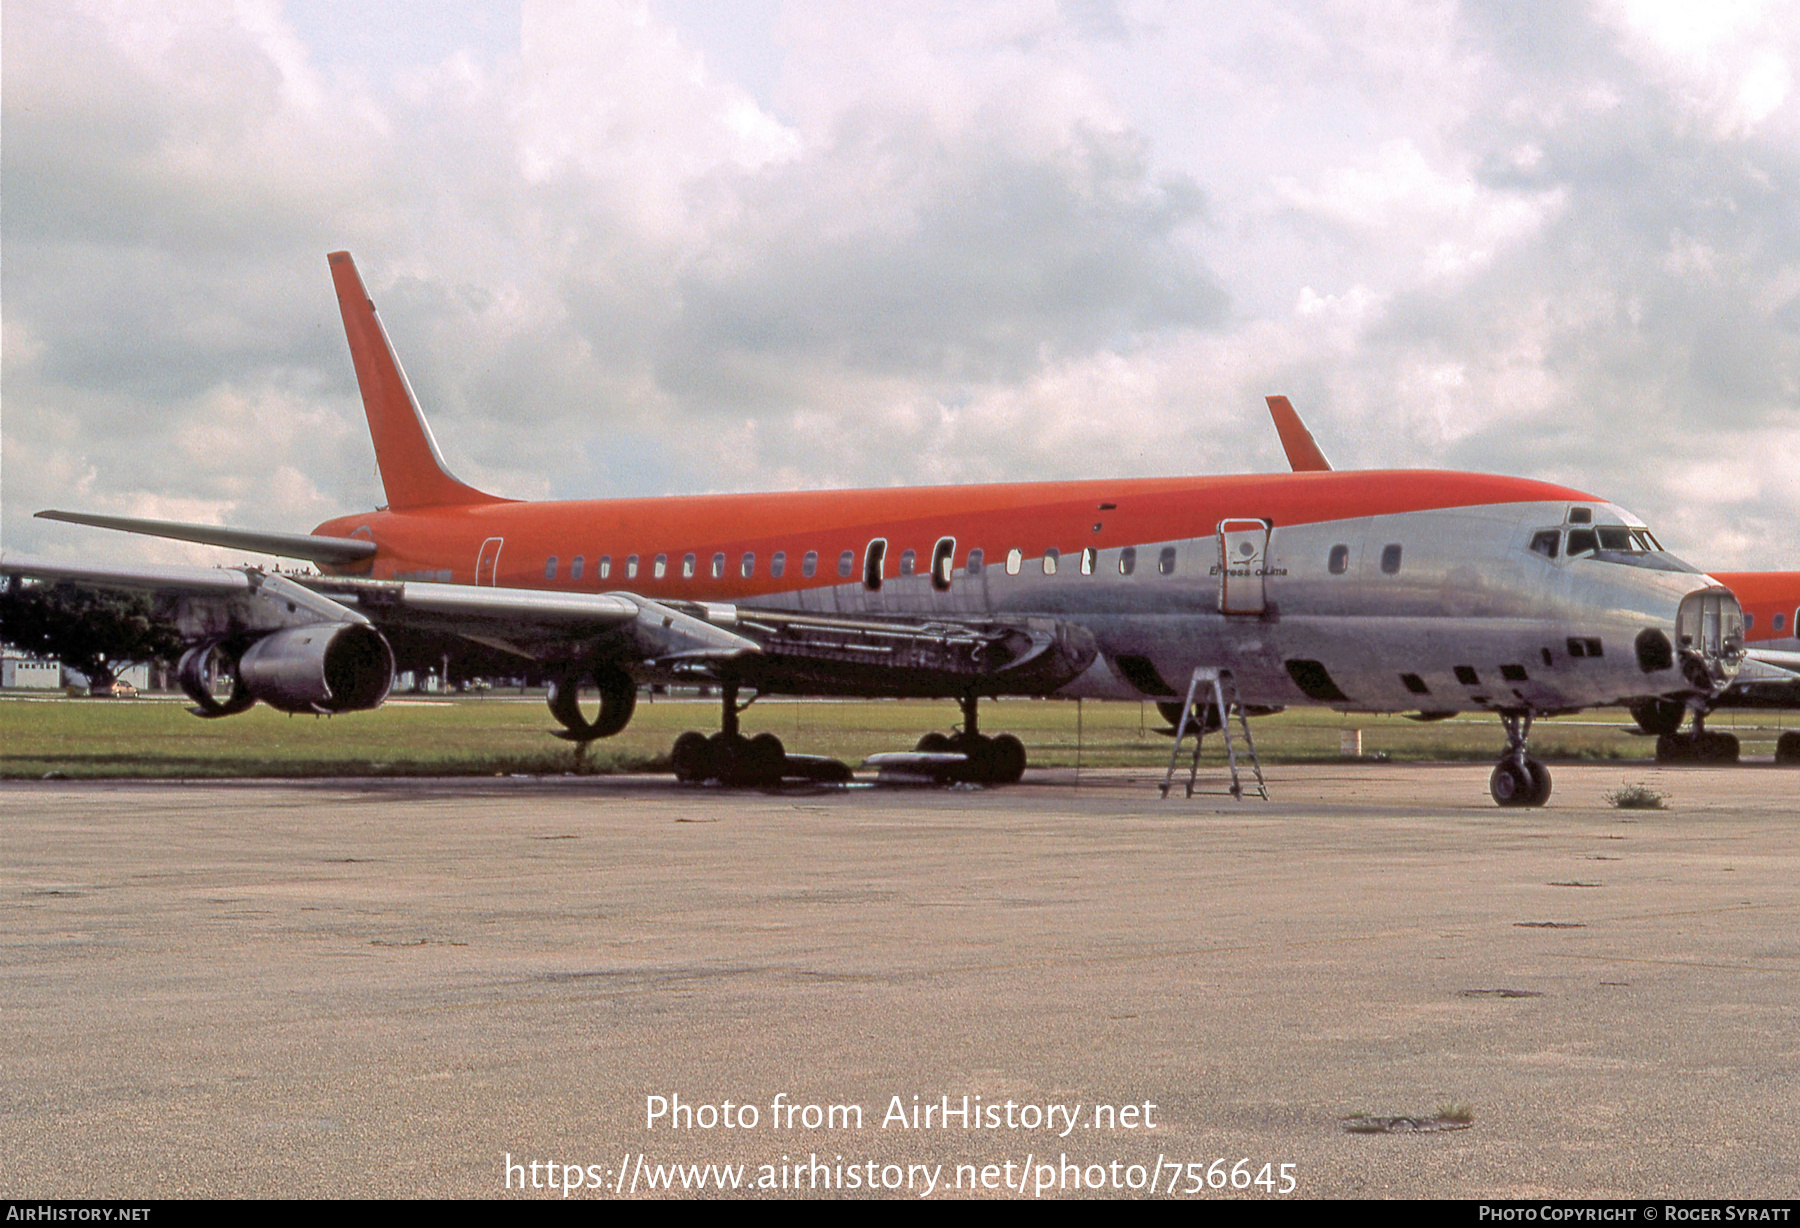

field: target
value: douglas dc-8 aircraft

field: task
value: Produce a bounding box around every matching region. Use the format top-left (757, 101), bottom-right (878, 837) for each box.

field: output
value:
top-left (0, 253), bottom-right (1768, 804)
top-left (1265, 395), bottom-right (1800, 765)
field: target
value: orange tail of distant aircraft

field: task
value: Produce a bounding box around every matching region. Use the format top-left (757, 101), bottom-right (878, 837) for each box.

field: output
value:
top-left (1265, 395), bottom-right (1331, 473)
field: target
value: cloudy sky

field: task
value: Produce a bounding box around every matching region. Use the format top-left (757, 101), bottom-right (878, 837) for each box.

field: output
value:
top-left (4, 0), bottom-right (1798, 568)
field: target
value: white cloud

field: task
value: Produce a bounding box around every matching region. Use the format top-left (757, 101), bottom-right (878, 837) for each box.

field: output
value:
top-left (3, 0), bottom-right (1799, 574)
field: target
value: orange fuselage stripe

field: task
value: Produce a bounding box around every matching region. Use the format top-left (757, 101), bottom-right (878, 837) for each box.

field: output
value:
top-left (314, 469), bottom-right (1593, 596)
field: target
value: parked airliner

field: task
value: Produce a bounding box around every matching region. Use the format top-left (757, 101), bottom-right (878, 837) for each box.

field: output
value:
top-left (2, 254), bottom-right (1764, 804)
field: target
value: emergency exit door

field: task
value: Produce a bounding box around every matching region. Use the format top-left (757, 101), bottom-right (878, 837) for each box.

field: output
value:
top-left (475, 537), bottom-right (504, 586)
top-left (1217, 519), bottom-right (1271, 614)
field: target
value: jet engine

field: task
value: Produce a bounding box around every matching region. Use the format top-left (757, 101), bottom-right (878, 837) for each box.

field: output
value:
top-left (179, 624), bottom-right (394, 716)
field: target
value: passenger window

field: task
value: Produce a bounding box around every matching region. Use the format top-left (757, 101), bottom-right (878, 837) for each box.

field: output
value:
top-left (740, 552), bottom-right (755, 579)
top-left (1328, 544), bottom-right (1349, 574)
top-left (682, 553), bottom-right (696, 579)
top-left (967, 548), bottom-right (984, 576)
top-left (599, 555), bottom-right (612, 580)
top-left (627, 554), bottom-right (640, 579)
top-left (1775, 612), bottom-right (1787, 632)
top-left (1380, 544), bottom-right (1402, 574)
top-left (899, 548), bottom-right (916, 577)
top-left (838, 550), bottom-right (854, 578)
top-left (1568, 507), bottom-right (1592, 524)
top-left (1530, 531), bottom-right (1560, 558)
top-left (1043, 549), bottom-right (1059, 576)
top-left (1158, 547), bottom-right (1177, 576)
top-left (653, 554), bottom-right (667, 579)
top-left (771, 552), bottom-right (785, 579)
top-left (1119, 546), bottom-right (1136, 576)
top-left (545, 556), bottom-right (558, 580)
top-left (571, 555), bottom-right (584, 580)
top-left (1745, 612), bottom-right (1756, 631)
top-left (1566, 529), bottom-right (1598, 556)
top-left (803, 551), bottom-right (818, 578)
top-left (1596, 527), bottom-right (1631, 551)
top-left (710, 552), bottom-right (725, 579)
top-left (1006, 548), bottom-right (1022, 576)
top-left (931, 538), bottom-right (956, 592)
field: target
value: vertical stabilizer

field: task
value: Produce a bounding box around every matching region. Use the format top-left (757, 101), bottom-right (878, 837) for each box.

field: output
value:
top-left (1265, 395), bottom-right (1333, 473)
top-left (328, 251), bottom-right (506, 509)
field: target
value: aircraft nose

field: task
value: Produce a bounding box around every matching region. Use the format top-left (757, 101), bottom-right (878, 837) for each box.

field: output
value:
top-left (1673, 586), bottom-right (1745, 691)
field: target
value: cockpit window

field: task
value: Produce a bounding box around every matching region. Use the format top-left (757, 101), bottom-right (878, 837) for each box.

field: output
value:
top-left (1530, 531), bottom-right (1560, 558)
top-left (1569, 523), bottom-right (1699, 573)
top-left (1568, 507), bottom-right (1592, 524)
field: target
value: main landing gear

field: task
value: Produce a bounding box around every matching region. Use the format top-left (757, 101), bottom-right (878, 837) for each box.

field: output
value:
top-left (1654, 712), bottom-right (1740, 764)
top-left (1490, 710), bottom-right (1552, 808)
top-left (670, 683), bottom-right (853, 787)
top-left (1632, 698), bottom-right (1741, 763)
top-left (911, 695), bottom-right (1028, 785)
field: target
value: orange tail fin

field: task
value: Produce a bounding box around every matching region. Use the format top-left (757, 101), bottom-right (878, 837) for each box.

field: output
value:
top-left (328, 251), bottom-right (506, 510)
top-left (1265, 395), bottom-right (1333, 473)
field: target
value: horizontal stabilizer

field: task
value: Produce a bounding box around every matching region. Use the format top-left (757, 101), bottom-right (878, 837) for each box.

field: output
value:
top-left (35, 510), bottom-right (378, 564)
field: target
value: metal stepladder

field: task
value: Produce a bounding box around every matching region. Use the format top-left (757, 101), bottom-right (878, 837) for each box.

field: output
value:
top-left (1159, 667), bottom-right (1268, 800)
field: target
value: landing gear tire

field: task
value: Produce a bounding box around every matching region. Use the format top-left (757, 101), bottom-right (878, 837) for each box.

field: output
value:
top-left (916, 732), bottom-right (953, 753)
top-left (1628, 697), bottom-right (1687, 737)
top-left (1524, 758), bottom-right (1552, 807)
top-left (986, 733), bottom-right (1027, 784)
top-left (1490, 761), bottom-right (1534, 807)
top-left (1778, 731), bottom-right (1800, 766)
top-left (744, 732), bottom-right (787, 787)
top-left (1657, 731), bottom-right (1741, 763)
top-left (671, 731), bottom-right (710, 782)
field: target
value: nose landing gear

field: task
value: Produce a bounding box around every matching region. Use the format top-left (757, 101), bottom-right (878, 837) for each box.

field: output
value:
top-left (1490, 710), bottom-right (1552, 808)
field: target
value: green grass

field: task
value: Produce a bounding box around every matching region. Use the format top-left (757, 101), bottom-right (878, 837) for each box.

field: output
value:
top-left (9, 690), bottom-right (1792, 779)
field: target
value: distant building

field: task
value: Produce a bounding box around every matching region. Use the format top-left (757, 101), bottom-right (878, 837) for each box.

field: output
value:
top-left (2, 655), bottom-right (63, 690)
top-left (57, 662), bottom-right (152, 691)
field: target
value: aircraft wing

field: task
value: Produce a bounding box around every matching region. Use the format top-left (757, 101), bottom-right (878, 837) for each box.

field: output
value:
top-left (2, 552), bottom-right (371, 636)
top-left (295, 575), bottom-right (756, 663)
top-left (1736, 648), bottom-right (1800, 683)
top-left (6, 546), bottom-right (1096, 696)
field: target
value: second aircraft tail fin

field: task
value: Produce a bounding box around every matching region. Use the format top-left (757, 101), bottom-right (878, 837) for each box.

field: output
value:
top-left (1265, 395), bottom-right (1333, 473)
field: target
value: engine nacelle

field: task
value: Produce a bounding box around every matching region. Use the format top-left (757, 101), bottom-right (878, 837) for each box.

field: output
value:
top-left (237, 623), bottom-right (394, 714)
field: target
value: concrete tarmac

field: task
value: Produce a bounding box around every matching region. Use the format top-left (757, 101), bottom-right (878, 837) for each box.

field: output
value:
top-left (3, 763), bottom-right (1797, 1199)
